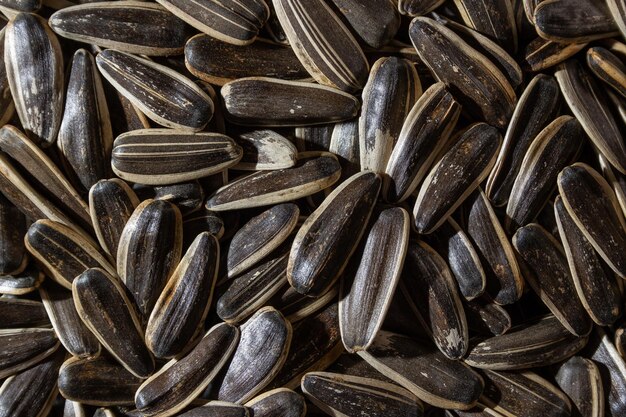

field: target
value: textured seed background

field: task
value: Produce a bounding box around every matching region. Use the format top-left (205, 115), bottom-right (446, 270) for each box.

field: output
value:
top-left (0, 1), bottom-right (626, 417)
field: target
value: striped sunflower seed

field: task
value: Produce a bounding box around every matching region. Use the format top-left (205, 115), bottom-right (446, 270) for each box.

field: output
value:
top-left (4, 12), bottom-right (63, 148)
top-left (25, 219), bottom-right (115, 290)
top-left (145, 232), bottom-right (219, 358)
top-left (554, 195), bottom-right (622, 326)
top-left (556, 60), bottom-right (626, 173)
top-left (522, 36), bottom-right (588, 72)
top-left (0, 348), bottom-right (64, 417)
top-left (135, 323), bottom-right (240, 417)
top-left (89, 179), bottom-right (139, 260)
top-left (0, 192), bottom-right (26, 275)
top-left (0, 328), bottom-right (59, 379)
top-left (221, 77), bottom-right (360, 126)
top-left (340, 207), bottom-right (409, 353)
top-left (555, 356), bottom-right (604, 417)
top-left (0, 125), bottom-right (92, 230)
top-left (486, 74), bottom-right (561, 207)
top-left (601, 152), bottom-right (626, 219)
top-left (302, 372), bottom-right (424, 417)
top-left (0, 265), bottom-right (44, 295)
top-left (231, 129), bottom-right (298, 171)
top-left (96, 50), bottom-right (214, 131)
top-left (465, 315), bottom-right (588, 370)
top-left (39, 280), bottom-right (100, 359)
top-left (0, 28), bottom-right (14, 127)
top-left (245, 388), bottom-right (306, 417)
top-left (111, 129), bottom-right (242, 185)
top-left (359, 57), bottom-right (421, 173)
top-left (178, 401), bottom-right (249, 417)
top-left (588, 327), bottom-right (626, 416)
top-left (215, 307), bottom-right (292, 403)
top-left (512, 223), bottom-right (592, 336)
top-left (49, 1), bottom-right (192, 56)
top-left (269, 302), bottom-right (342, 390)
top-left (272, 0), bottom-right (369, 92)
top-left (409, 17), bottom-right (516, 129)
top-left (73, 267), bottom-right (155, 379)
top-left (288, 171), bottom-right (381, 296)
top-left (452, 0), bottom-right (517, 52)
top-left (506, 115), bottom-right (584, 232)
top-left (413, 123), bottom-right (501, 234)
top-left (534, 0), bottom-right (619, 42)
top-left (227, 203), bottom-right (299, 278)
top-left (358, 331), bottom-right (484, 410)
top-left (0, 0), bottom-right (40, 15)
top-left (586, 46), bottom-right (626, 99)
top-left (329, 120), bottom-right (360, 181)
top-left (608, 0), bottom-right (626, 40)
top-left (185, 35), bottom-right (309, 86)
top-left (206, 154), bottom-right (341, 211)
top-left (400, 239), bottom-right (468, 360)
top-left (399, 0), bottom-right (446, 16)
top-left (466, 188), bottom-right (524, 305)
top-left (384, 83), bottom-right (460, 203)
top-left (479, 370), bottom-right (572, 417)
top-left (557, 163), bottom-right (626, 277)
top-left (464, 297), bottom-right (511, 336)
top-left (117, 199), bottom-right (182, 320)
top-left (0, 297), bottom-right (49, 328)
top-left (294, 124), bottom-right (333, 152)
top-left (58, 354), bottom-right (144, 406)
top-left (57, 49), bottom-right (112, 192)
top-left (156, 0), bottom-right (269, 46)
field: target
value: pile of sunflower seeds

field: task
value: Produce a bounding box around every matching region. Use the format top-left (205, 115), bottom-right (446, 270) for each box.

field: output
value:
top-left (1, 0), bottom-right (626, 416)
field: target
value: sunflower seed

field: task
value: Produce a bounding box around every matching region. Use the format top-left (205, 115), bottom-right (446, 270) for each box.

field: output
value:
top-left (39, 280), bottom-right (100, 358)
top-left (0, 28), bottom-right (14, 127)
top-left (117, 199), bottom-right (182, 320)
top-left (506, 115), bottom-right (584, 232)
top-left (534, 0), bottom-right (619, 42)
top-left (601, 151), bottom-right (626, 220)
top-left (294, 124), bottom-right (333, 152)
top-left (465, 315), bottom-right (588, 370)
top-left (245, 388), bottom-right (305, 417)
top-left (555, 356), bottom-right (604, 417)
top-left (96, 50), bottom-right (214, 131)
top-left (359, 57), bottom-right (421, 173)
top-left (424, 218), bottom-right (486, 301)
top-left (409, 17), bottom-right (516, 129)
top-left (0, 0), bottom-right (39, 15)
top-left (0, 298), bottom-right (49, 328)
top-left (178, 401), bottom-right (249, 417)
top-left (185, 35), bottom-right (308, 86)
top-left (0, 265), bottom-right (44, 295)
top-left (269, 302), bottom-right (341, 390)
top-left (63, 400), bottom-right (86, 417)
top-left (216, 307), bottom-right (292, 403)
top-left (231, 130), bottom-right (298, 171)
top-left (157, 0), bottom-right (268, 46)
top-left (329, 120), bottom-right (360, 181)
top-left (0, 193), bottom-right (26, 276)
top-left (4, 12), bottom-right (63, 147)
top-left (486, 74), bottom-right (561, 207)
top-left (288, 171), bottom-right (381, 296)
top-left (587, 327), bottom-right (626, 416)
top-left (0, 328), bottom-right (59, 379)
top-left (207, 154), bottom-right (341, 211)
top-left (554, 195), bottom-right (622, 326)
top-left (136, 322), bottom-right (239, 417)
top-left (587, 46), bottom-right (626, 99)
top-left (513, 224), bottom-right (592, 336)
top-left (558, 163), bottom-right (626, 277)
top-left (464, 297), bottom-right (511, 336)
top-left (272, 0), bottom-right (369, 92)
top-left (302, 372), bottom-right (424, 417)
top-left (384, 82), bottom-right (460, 203)
top-left (49, 1), bottom-right (191, 56)
top-left (58, 354), bottom-right (144, 407)
top-left (134, 182), bottom-right (205, 216)
top-left (414, 123), bottom-right (501, 234)
top-left (73, 267), bottom-right (155, 378)
top-left (92, 409), bottom-right (115, 417)
top-left (340, 207), bottom-right (409, 353)
top-left (145, 232), bottom-right (218, 358)
top-left (0, 347), bottom-right (64, 417)
top-left (57, 49), bottom-right (112, 192)
top-left (104, 80), bottom-right (151, 137)
top-left (111, 129), bottom-right (241, 185)
top-left (359, 331), bottom-right (484, 410)
top-left (452, 0), bottom-right (517, 52)
top-left (522, 36), bottom-right (588, 72)
top-left (400, 239), bottom-right (468, 359)
top-left (399, 0), bottom-right (446, 16)
top-left (0, 125), bottom-right (92, 230)
top-left (466, 188), bottom-right (524, 305)
top-left (608, 0), bottom-right (626, 40)
top-left (221, 77), bottom-right (360, 126)
top-left (25, 219), bottom-right (115, 290)
top-left (480, 370), bottom-right (571, 417)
